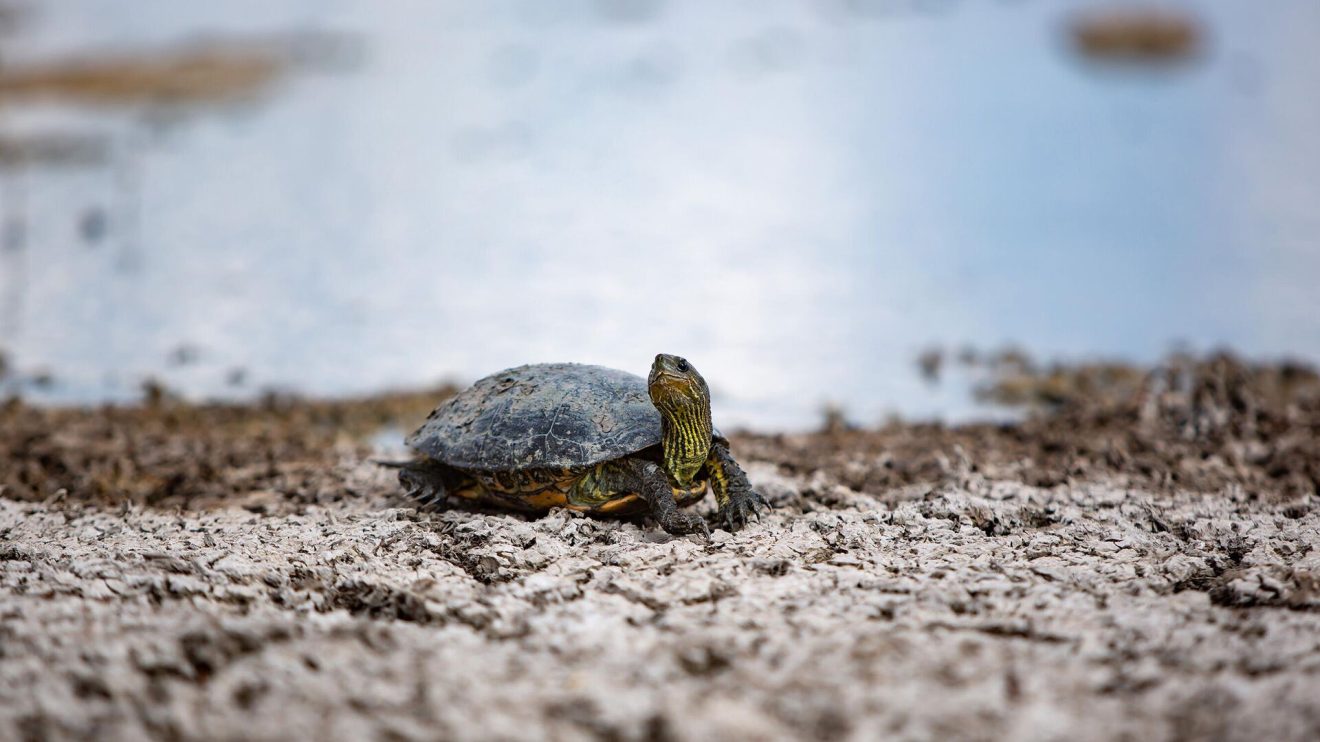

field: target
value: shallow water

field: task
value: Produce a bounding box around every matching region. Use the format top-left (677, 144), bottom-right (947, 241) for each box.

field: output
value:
top-left (2, 1), bottom-right (1318, 429)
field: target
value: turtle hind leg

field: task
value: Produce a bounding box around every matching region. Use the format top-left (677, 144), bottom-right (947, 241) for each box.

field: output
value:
top-left (383, 458), bottom-right (466, 511)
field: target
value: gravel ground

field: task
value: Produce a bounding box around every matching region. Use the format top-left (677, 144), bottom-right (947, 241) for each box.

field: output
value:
top-left (3, 353), bottom-right (1320, 741)
top-left (3, 459), bottom-right (1318, 741)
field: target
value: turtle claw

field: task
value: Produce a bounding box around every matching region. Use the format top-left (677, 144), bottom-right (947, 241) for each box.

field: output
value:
top-left (397, 466), bottom-right (450, 512)
top-left (660, 510), bottom-right (710, 538)
top-left (717, 488), bottom-right (768, 533)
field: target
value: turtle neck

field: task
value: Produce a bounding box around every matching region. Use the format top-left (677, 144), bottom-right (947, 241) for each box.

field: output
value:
top-left (656, 393), bottom-right (712, 485)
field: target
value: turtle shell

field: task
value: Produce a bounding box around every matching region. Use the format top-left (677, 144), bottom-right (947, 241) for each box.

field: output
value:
top-left (407, 362), bottom-right (724, 471)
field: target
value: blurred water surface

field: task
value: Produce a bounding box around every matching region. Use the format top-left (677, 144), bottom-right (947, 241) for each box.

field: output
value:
top-left (1, 0), bottom-right (1318, 429)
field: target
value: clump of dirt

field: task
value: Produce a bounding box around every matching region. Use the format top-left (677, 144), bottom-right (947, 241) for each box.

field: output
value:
top-left (739, 351), bottom-right (1320, 504)
top-left (1068, 7), bottom-right (1203, 63)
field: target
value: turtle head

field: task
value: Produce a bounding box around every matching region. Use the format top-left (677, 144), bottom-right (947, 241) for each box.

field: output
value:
top-left (648, 354), bottom-right (710, 410)
top-left (648, 354), bottom-right (712, 484)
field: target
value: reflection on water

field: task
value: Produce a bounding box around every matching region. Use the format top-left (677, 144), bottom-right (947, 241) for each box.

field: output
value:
top-left (1, 1), bottom-right (1319, 430)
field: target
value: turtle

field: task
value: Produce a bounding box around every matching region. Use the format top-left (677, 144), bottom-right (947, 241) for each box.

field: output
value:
top-left (388, 354), bottom-right (767, 535)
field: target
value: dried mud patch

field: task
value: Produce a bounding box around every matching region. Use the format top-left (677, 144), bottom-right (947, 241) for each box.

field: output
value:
top-left (2, 354), bottom-right (1320, 739)
top-left (3, 471), bottom-right (1320, 741)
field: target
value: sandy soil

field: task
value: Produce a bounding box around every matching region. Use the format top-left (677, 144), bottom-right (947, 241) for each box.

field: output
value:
top-left (2, 355), bottom-right (1319, 741)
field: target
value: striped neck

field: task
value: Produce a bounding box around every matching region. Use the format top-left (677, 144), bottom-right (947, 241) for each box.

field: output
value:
top-left (660, 403), bottom-right (712, 486)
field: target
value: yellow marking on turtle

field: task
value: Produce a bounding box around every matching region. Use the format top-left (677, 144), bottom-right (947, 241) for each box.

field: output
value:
top-left (460, 467), bottom-right (579, 511)
top-left (594, 494), bottom-right (643, 514)
top-left (523, 490), bottom-right (571, 509)
top-left (708, 456), bottom-right (731, 509)
top-left (449, 482), bottom-right (485, 501)
top-left (457, 460), bottom-right (711, 517)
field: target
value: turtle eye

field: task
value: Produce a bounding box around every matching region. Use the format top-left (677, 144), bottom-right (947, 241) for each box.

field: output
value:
top-left (676, 358), bottom-right (689, 372)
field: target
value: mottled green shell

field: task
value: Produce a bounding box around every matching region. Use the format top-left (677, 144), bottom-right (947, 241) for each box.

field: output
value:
top-left (406, 362), bottom-right (724, 472)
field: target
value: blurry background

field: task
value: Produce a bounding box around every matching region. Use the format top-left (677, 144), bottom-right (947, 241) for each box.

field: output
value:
top-left (0, 0), bottom-right (1317, 429)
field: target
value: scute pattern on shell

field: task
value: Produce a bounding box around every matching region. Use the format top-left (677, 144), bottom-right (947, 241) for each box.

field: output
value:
top-left (408, 363), bottom-right (721, 471)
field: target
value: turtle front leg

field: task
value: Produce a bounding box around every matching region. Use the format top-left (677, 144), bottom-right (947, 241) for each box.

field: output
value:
top-left (604, 459), bottom-right (709, 537)
top-left (707, 441), bottom-right (768, 532)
